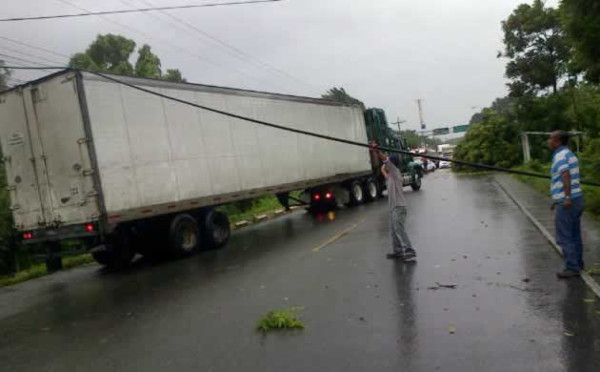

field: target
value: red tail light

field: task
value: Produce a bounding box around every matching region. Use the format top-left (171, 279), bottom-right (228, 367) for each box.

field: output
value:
top-left (313, 193), bottom-right (321, 201)
top-left (85, 223), bottom-right (95, 232)
top-left (325, 192), bottom-right (332, 199)
top-left (23, 232), bottom-right (33, 240)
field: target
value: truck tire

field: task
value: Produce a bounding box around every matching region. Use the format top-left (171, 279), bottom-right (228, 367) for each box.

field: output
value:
top-left (411, 172), bottom-right (422, 191)
top-left (169, 214), bottom-right (201, 257)
top-left (201, 209), bottom-right (230, 249)
top-left (364, 178), bottom-right (379, 202)
top-left (347, 181), bottom-right (365, 206)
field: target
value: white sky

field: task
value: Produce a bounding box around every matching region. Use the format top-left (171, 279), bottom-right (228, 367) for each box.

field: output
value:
top-left (1, 0), bottom-right (559, 131)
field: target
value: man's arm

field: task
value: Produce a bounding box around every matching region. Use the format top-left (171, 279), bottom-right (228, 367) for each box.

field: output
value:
top-left (561, 170), bottom-right (572, 208)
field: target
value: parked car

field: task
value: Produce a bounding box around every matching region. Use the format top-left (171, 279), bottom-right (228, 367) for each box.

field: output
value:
top-left (426, 161), bottom-right (436, 171)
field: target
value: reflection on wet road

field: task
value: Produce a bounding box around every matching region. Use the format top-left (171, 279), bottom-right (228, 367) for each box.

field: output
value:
top-left (1, 171), bottom-right (599, 371)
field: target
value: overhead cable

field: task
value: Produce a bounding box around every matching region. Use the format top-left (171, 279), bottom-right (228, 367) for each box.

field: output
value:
top-left (0, 0), bottom-right (283, 22)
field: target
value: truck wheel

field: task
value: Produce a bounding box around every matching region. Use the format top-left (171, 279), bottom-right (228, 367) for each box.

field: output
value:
top-left (347, 181), bottom-right (365, 206)
top-left (201, 209), bottom-right (230, 249)
top-left (169, 214), bottom-right (201, 257)
top-left (411, 173), bottom-right (422, 191)
top-left (364, 178), bottom-right (379, 202)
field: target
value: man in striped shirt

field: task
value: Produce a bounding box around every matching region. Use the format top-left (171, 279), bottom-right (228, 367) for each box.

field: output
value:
top-left (549, 130), bottom-right (584, 278)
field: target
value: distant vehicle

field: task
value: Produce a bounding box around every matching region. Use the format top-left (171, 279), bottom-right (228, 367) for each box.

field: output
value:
top-left (439, 160), bottom-right (452, 169)
top-left (437, 144), bottom-right (456, 159)
top-left (426, 161), bottom-right (436, 172)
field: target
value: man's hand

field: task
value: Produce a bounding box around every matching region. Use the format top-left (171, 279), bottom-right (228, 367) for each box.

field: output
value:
top-left (381, 164), bottom-right (389, 179)
top-left (564, 197), bottom-right (572, 209)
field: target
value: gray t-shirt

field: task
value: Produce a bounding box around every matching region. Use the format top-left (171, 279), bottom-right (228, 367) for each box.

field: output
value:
top-left (385, 160), bottom-right (407, 208)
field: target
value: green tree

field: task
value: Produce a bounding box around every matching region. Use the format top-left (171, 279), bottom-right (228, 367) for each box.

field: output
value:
top-left (560, 0), bottom-right (600, 83)
top-left (69, 34), bottom-right (137, 75)
top-left (321, 87), bottom-right (364, 107)
top-left (69, 34), bottom-right (186, 82)
top-left (0, 60), bottom-right (10, 91)
top-left (501, 0), bottom-right (570, 95)
top-left (397, 129), bottom-right (441, 149)
top-left (453, 110), bottom-right (521, 169)
top-left (164, 69), bottom-right (186, 83)
top-left (135, 45), bottom-right (161, 79)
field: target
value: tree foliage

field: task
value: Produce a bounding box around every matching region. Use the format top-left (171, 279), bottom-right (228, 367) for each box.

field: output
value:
top-left (0, 60), bottom-right (10, 91)
top-left (321, 87), bottom-right (364, 107)
top-left (560, 0), bottom-right (600, 83)
top-left (398, 129), bottom-right (441, 149)
top-left (135, 45), bottom-right (161, 79)
top-left (453, 110), bottom-right (521, 169)
top-left (69, 34), bottom-right (185, 82)
top-left (501, 0), bottom-right (570, 95)
top-left (164, 69), bottom-right (186, 83)
top-left (70, 34), bottom-right (136, 75)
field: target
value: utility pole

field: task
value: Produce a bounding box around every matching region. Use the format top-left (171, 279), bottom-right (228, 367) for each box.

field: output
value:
top-left (416, 99), bottom-right (425, 130)
top-left (416, 99), bottom-right (426, 147)
top-left (390, 117), bottom-right (406, 133)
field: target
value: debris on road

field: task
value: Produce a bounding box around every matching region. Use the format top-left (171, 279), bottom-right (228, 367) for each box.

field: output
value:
top-left (257, 307), bottom-right (305, 333)
top-left (428, 282), bottom-right (458, 290)
top-left (564, 331), bottom-right (575, 337)
top-left (447, 324), bottom-right (457, 334)
top-left (522, 278), bottom-right (531, 283)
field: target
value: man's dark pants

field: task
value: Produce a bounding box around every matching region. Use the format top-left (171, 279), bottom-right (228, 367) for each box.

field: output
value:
top-left (555, 197), bottom-right (584, 272)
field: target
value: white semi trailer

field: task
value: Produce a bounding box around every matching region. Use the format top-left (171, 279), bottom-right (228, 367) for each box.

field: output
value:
top-left (0, 70), bottom-right (387, 268)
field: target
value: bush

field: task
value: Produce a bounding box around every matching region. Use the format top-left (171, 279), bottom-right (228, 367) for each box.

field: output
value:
top-left (453, 110), bottom-right (521, 171)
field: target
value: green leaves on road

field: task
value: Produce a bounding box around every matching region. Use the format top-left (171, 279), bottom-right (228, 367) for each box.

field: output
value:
top-left (258, 307), bottom-right (305, 333)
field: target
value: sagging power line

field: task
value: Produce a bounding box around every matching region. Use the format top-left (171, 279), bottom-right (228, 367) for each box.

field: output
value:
top-left (0, 0), bottom-right (282, 22)
top-left (4, 65), bottom-right (598, 187)
top-left (0, 36), bottom-right (70, 59)
top-left (126, 0), bottom-right (314, 91)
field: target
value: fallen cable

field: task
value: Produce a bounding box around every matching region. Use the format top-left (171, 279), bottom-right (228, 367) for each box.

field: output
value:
top-left (4, 65), bottom-right (600, 187)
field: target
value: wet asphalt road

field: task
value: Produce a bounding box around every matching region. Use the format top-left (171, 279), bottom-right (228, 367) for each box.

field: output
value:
top-left (1, 171), bottom-right (600, 372)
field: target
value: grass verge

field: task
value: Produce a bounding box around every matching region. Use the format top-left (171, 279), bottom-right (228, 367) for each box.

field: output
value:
top-left (0, 253), bottom-right (95, 288)
top-left (257, 307), bottom-right (305, 333)
top-left (219, 191), bottom-right (302, 225)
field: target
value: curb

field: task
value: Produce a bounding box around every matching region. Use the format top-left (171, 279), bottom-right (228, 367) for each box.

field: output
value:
top-left (495, 177), bottom-right (600, 299)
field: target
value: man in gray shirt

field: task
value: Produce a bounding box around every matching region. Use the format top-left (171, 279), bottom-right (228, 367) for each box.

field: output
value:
top-left (378, 152), bottom-right (416, 261)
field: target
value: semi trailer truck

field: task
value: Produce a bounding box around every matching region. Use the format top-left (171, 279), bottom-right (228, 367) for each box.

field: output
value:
top-left (0, 70), bottom-right (421, 268)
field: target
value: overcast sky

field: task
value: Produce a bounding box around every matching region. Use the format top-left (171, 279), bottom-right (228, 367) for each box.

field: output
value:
top-left (1, 0), bottom-right (559, 132)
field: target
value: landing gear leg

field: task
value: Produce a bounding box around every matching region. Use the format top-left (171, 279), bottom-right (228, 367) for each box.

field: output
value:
top-left (45, 242), bottom-right (62, 272)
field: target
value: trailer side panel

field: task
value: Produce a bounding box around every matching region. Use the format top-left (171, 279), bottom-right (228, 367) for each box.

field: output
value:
top-left (82, 74), bottom-right (370, 222)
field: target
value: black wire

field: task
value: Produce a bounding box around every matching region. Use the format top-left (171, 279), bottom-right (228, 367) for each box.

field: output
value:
top-left (0, 36), bottom-right (70, 59)
top-left (0, 0), bottom-right (283, 22)
top-left (4, 65), bottom-right (600, 188)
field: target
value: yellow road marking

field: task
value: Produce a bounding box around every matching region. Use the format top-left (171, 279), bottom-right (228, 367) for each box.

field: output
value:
top-left (312, 217), bottom-right (366, 252)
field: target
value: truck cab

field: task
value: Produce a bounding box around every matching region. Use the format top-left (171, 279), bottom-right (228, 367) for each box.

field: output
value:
top-left (364, 108), bottom-right (422, 191)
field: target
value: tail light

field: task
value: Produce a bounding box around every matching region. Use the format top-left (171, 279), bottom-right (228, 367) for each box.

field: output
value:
top-left (313, 193), bottom-right (321, 201)
top-left (23, 232), bottom-right (33, 240)
top-left (325, 192), bottom-right (332, 199)
top-left (85, 223), bottom-right (95, 233)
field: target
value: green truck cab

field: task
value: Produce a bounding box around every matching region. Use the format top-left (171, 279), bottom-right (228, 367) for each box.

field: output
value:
top-left (364, 108), bottom-right (422, 191)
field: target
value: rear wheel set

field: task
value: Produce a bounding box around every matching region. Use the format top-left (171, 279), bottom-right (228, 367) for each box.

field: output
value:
top-left (92, 209), bottom-right (231, 268)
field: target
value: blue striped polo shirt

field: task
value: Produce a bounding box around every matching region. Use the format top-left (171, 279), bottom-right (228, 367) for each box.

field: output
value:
top-left (551, 146), bottom-right (582, 203)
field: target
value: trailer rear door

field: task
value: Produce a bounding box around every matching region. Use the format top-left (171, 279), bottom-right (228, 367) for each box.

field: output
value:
top-left (0, 72), bottom-right (100, 231)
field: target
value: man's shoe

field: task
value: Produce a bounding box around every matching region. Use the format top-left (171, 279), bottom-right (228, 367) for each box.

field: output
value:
top-left (402, 249), bottom-right (416, 262)
top-left (386, 253), bottom-right (404, 260)
top-left (556, 270), bottom-right (580, 279)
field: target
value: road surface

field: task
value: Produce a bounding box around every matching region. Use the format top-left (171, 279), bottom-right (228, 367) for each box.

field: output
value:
top-left (1, 171), bottom-right (599, 371)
